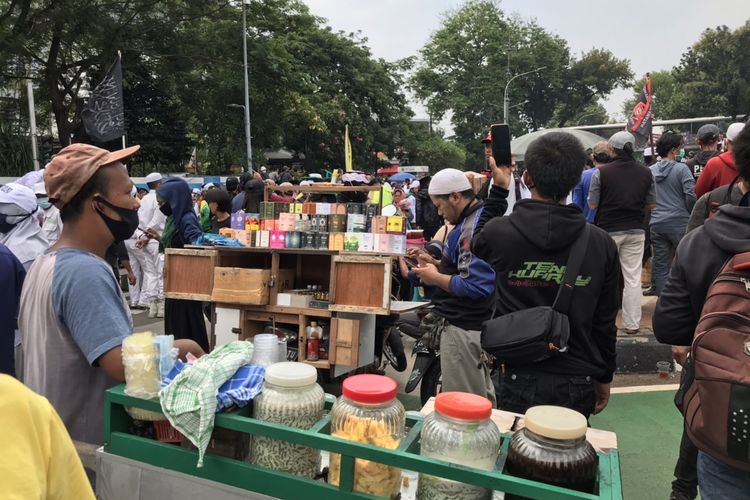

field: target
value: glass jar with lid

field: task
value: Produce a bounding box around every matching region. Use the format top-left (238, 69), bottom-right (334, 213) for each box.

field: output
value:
top-left (328, 374), bottom-right (405, 498)
top-left (250, 362), bottom-right (325, 478)
top-left (506, 405), bottom-right (598, 495)
top-left (417, 392), bottom-right (501, 500)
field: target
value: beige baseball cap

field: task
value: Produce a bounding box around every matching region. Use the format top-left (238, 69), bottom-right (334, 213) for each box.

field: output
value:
top-left (44, 143), bottom-right (140, 208)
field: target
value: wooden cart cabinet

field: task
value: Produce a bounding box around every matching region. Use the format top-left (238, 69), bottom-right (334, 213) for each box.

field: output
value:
top-left (163, 246), bottom-right (391, 375)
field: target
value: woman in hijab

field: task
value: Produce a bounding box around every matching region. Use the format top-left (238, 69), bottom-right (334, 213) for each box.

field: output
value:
top-left (0, 182), bottom-right (49, 270)
top-left (243, 179), bottom-right (265, 214)
top-left (152, 178), bottom-right (209, 351)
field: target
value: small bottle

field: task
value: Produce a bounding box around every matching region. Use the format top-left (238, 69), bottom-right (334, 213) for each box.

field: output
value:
top-left (306, 322), bottom-right (320, 361)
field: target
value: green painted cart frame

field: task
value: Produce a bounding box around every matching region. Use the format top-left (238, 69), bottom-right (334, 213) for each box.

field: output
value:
top-left (104, 385), bottom-right (622, 499)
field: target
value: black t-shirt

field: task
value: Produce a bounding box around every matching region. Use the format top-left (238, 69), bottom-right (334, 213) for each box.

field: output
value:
top-left (211, 215), bottom-right (232, 233)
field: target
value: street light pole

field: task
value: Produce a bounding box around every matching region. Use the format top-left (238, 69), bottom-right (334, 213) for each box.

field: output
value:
top-left (503, 66), bottom-right (546, 124)
top-left (242, 1), bottom-right (254, 173)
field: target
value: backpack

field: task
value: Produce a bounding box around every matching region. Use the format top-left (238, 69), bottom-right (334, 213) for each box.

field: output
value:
top-left (679, 251), bottom-right (750, 471)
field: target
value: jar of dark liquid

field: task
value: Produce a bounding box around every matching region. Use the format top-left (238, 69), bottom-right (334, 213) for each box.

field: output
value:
top-left (506, 406), bottom-right (598, 496)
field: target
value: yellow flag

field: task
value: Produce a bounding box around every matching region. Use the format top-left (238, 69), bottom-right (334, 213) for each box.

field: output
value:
top-left (344, 124), bottom-right (353, 172)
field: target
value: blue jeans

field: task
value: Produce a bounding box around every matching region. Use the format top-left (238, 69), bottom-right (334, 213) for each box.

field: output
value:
top-left (698, 451), bottom-right (750, 499)
top-left (650, 230), bottom-right (683, 295)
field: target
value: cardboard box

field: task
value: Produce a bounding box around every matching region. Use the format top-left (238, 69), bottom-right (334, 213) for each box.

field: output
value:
top-left (333, 203), bottom-right (348, 215)
top-left (258, 231), bottom-right (270, 248)
top-left (260, 202), bottom-right (275, 220)
top-left (375, 233), bottom-right (390, 253)
top-left (328, 214), bottom-right (347, 233)
top-left (295, 215), bottom-right (311, 232)
top-left (316, 203), bottom-right (332, 215)
top-left (278, 212), bottom-right (297, 231)
top-left (276, 292), bottom-right (293, 307)
top-left (329, 232), bottom-right (345, 251)
top-left (311, 214), bottom-right (328, 233)
top-left (389, 234), bottom-right (406, 254)
top-left (359, 233), bottom-right (374, 252)
top-left (347, 214), bottom-right (366, 233)
top-left (234, 230), bottom-right (251, 247)
top-left (386, 216), bottom-right (406, 235)
top-left (371, 216), bottom-right (387, 234)
top-left (218, 227), bottom-right (235, 238)
top-left (270, 230), bottom-right (286, 249)
top-left (292, 203), bottom-right (303, 215)
top-left (212, 268), bottom-right (271, 305)
top-left (244, 214), bottom-right (260, 232)
top-left (344, 233), bottom-right (361, 251)
top-left (285, 231), bottom-right (302, 248)
top-left (231, 211), bottom-right (246, 230)
top-left (303, 202), bottom-right (316, 215)
top-left (290, 293), bottom-right (312, 308)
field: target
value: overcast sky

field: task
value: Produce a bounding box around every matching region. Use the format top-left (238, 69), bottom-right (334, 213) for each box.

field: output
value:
top-left (302, 0), bottom-right (750, 131)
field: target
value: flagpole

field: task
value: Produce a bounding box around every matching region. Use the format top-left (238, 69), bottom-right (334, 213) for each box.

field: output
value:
top-left (647, 73), bottom-right (654, 164)
top-left (118, 50), bottom-right (127, 150)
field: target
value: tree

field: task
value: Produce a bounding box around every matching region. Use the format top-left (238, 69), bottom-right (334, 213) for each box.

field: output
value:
top-left (411, 136), bottom-right (466, 172)
top-left (411, 1), bottom-right (631, 169)
top-left (552, 49), bottom-right (632, 127)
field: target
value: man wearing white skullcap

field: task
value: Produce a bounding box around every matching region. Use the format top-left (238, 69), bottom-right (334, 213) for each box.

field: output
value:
top-left (128, 172), bottom-right (166, 318)
top-left (407, 168), bottom-right (497, 404)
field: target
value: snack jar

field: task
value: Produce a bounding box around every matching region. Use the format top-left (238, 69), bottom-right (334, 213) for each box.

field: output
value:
top-left (506, 405), bottom-right (598, 494)
top-left (250, 362), bottom-right (325, 478)
top-left (417, 392), bottom-right (501, 500)
top-left (328, 374), bottom-right (405, 498)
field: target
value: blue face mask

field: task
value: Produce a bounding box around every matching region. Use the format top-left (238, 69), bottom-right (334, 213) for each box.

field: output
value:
top-left (38, 197), bottom-right (51, 210)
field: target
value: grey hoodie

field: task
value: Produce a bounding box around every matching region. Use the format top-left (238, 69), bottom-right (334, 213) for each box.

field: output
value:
top-left (649, 159), bottom-right (696, 233)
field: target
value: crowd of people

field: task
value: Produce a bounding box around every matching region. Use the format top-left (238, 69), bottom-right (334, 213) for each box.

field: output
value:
top-left (0, 119), bottom-right (748, 498)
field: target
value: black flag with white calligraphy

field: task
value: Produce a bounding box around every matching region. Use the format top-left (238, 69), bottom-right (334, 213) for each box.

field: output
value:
top-left (81, 57), bottom-right (124, 142)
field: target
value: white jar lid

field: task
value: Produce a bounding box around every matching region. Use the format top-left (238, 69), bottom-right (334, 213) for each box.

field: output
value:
top-left (524, 405), bottom-right (587, 440)
top-left (265, 362), bottom-right (317, 387)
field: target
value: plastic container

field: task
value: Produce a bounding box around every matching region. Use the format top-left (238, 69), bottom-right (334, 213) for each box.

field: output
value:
top-left (417, 392), bottom-right (501, 500)
top-left (251, 334), bottom-right (280, 368)
top-left (328, 374), bottom-right (405, 498)
top-left (122, 331), bottom-right (160, 399)
top-left (250, 362), bottom-right (325, 478)
top-left (506, 406), bottom-right (598, 495)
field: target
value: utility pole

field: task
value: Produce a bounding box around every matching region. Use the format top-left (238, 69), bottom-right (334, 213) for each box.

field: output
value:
top-left (242, 1), bottom-right (254, 173)
top-left (26, 79), bottom-right (39, 170)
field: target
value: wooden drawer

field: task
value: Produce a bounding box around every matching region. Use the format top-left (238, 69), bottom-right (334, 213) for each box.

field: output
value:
top-left (164, 248), bottom-right (217, 301)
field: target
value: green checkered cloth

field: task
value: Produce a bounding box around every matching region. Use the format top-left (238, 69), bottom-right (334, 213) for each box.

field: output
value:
top-left (159, 341), bottom-right (254, 466)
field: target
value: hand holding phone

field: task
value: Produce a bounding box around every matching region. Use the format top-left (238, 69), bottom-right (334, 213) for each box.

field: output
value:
top-left (403, 255), bottom-right (420, 269)
top-left (490, 123), bottom-right (512, 166)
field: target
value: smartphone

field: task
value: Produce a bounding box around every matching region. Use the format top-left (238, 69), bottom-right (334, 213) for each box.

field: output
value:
top-left (491, 123), bottom-right (512, 166)
top-left (403, 255), bottom-right (420, 269)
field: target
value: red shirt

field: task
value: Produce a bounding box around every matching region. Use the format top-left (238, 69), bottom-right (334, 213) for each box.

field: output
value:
top-left (695, 152), bottom-right (737, 198)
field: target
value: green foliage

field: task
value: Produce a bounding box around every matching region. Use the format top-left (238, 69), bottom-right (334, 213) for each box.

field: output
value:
top-left (622, 22), bottom-right (750, 120)
top-left (411, 135), bottom-right (467, 172)
top-left (0, 123), bottom-right (33, 177)
top-left (410, 0), bottom-right (632, 169)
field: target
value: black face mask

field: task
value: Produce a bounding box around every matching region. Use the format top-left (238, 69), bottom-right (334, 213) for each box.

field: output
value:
top-left (94, 196), bottom-right (140, 242)
top-left (159, 202), bottom-right (172, 216)
top-left (0, 213), bottom-right (31, 234)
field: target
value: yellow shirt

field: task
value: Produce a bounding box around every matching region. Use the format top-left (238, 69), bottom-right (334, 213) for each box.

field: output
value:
top-left (0, 375), bottom-right (95, 500)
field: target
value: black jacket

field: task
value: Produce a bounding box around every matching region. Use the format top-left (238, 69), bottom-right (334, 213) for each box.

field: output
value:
top-left (654, 204), bottom-right (750, 346)
top-left (472, 186), bottom-right (621, 383)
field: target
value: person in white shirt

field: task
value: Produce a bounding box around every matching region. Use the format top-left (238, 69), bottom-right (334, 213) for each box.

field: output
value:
top-left (34, 181), bottom-right (64, 245)
top-left (128, 172), bottom-right (166, 317)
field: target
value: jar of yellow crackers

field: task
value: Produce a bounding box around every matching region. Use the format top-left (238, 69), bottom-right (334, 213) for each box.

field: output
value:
top-left (328, 374), bottom-right (405, 498)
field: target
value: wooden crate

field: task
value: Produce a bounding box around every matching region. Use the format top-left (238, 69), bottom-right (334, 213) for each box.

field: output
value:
top-left (329, 254), bottom-right (392, 314)
top-left (211, 268), bottom-right (271, 305)
top-left (164, 248), bottom-right (217, 301)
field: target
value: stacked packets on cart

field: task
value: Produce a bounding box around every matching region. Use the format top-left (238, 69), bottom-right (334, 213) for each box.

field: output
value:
top-left (221, 202), bottom-right (407, 254)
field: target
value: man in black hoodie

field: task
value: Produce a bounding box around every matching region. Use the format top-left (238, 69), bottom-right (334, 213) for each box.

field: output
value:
top-left (473, 132), bottom-right (621, 418)
top-left (686, 124), bottom-right (721, 181)
top-left (653, 124), bottom-right (750, 500)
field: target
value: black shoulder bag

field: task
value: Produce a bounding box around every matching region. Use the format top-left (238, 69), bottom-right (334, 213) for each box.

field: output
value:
top-left (481, 224), bottom-right (591, 365)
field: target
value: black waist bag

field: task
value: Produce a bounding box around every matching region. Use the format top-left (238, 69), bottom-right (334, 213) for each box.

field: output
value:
top-left (481, 225), bottom-right (590, 365)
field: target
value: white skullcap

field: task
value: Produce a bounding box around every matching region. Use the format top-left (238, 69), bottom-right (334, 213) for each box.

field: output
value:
top-left (145, 172), bottom-right (162, 183)
top-left (0, 182), bottom-right (38, 213)
top-left (726, 122), bottom-right (746, 142)
top-left (428, 168), bottom-right (472, 195)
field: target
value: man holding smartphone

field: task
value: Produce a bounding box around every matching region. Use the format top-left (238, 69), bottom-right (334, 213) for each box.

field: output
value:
top-left (473, 132), bottom-right (620, 418)
top-left (409, 168), bottom-right (497, 405)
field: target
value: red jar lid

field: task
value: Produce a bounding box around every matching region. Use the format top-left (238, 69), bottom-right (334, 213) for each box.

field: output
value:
top-left (435, 392), bottom-right (493, 421)
top-left (342, 374), bottom-right (398, 404)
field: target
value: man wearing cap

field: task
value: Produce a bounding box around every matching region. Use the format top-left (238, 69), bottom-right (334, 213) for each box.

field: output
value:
top-left (687, 124), bottom-right (722, 181)
top-left (588, 131), bottom-right (656, 334)
top-left (18, 143), bottom-right (203, 450)
top-left (129, 172), bottom-right (166, 318)
top-left (695, 122), bottom-right (746, 198)
top-left (409, 168), bottom-right (497, 404)
top-left (572, 141), bottom-right (610, 224)
top-left (34, 180), bottom-right (64, 245)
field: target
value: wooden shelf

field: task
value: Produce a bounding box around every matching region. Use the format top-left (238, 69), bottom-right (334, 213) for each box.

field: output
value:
top-left (239, 304), bottom-right (333, 317)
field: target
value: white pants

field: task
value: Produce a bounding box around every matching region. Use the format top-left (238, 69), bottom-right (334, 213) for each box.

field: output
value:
top-left (126, 239), bottom-right (161, 306)
top-left (610, 232), bottom-right (645, 330)
top-left (125, 239), bottom-right (144, 306)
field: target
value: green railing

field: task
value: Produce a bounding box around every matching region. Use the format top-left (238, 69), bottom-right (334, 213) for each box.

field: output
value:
top-left (104, 385), bottom-right (622, 499)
